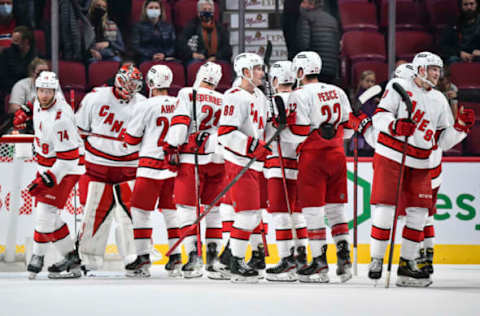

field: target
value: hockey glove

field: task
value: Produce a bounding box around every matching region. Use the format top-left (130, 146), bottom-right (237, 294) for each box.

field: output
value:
top-left (389, 118), bottom-right (416, 137)
top-left (162, 144), bottom-right (180, 172)
top-left (184, 131), bottom-right (210, 153)
top-left (13, 101), bottom-right (34, 130)
top-left (348, 112), bottom-right (372, 134)
top-left (247, 137), bottom-right (272, 161)
top-left (454, 106), bottom-right (475, 133)
top-left (28, 170), bottom-right (57, 197)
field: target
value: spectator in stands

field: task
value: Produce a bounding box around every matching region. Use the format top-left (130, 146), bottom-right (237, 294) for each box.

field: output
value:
top-left (107, 0), bottom-right (131, 42)
top-left (0, 26), bottom-right (35, 97)
top-left (131, 0), bottom-right (176, 64)
top-left (440, 0), bottom-right (480, 64)
top-left (283, 0), bottom-right (302, 60)
top-left (13, 0), bottom-right (35, 28)
top-left (296, 0), bottom-right (340, 83)
top-left (0, 0), bottom-right (15, 49)
top-left (87, 0), bottom-right (125, 63)
top-left (438, 68), bottom-right (459, 115)
top-left (8, 57), bottom-right (48, 113)
top-left (178, 0), bottom-right (232, 65)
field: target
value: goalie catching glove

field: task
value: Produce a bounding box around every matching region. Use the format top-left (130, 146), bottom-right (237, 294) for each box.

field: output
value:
top-left (28, 170), bottom-right (57, 196)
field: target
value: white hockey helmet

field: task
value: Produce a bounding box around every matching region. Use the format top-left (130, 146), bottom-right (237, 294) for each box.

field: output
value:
top-left (292, 51), bottom-right (322, 81)
top-left (233, 52), bottom-right (264, 79)
top-left (394, 63), bottom-right (415, 80)
top-left (269, 61), bottom-right (295, 89)
top-left (412, 51), bottom-right (444, 87)
top-left (35, 71), bottom-right (59, 91)
top-left (147, 64), bottom-right (173, 90)
top-left (194, 62), bottom-right (223, 87)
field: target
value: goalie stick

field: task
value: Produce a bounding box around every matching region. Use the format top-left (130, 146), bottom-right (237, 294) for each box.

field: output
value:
top-left (165, 95), bottom-right (287, 257)
top-left (351, 85), bottom-right (382, 276)
top-left (385, 82), bottom-right (414, 288)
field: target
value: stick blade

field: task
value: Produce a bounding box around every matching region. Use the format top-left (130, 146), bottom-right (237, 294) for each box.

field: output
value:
top-left (358, 84), bottom-right (382, 104)
top-left (273, 95), bottom-right (287, 125)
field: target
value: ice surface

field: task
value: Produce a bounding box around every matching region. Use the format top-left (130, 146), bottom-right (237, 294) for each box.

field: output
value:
top-left (0, 265), bottom-right (479, 316)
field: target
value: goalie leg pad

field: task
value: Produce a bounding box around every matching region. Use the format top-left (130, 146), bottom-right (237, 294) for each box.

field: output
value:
top-left (370, 204), bottom-right (394, 260)
top-left (113, 181), bottom-right (136, 265)
top-left (303, 207), bottom-right (326, 257)
top-left (401, 207), bottom-right (427, 260)
top-left (78, 181), bottom-right (115, 270)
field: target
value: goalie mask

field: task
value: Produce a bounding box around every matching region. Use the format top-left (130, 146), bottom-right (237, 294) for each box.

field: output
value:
top-left (114, 65), bottom-right (143, 101)
top-left (412, 51), bottom-right (443, 88)
top-left (292, 51), bottom-right (322, 82)
top-left (269, 61), bottom-right (295, 91)
top-left (147, 64), bottom-right (173, 91)
top-left (194, 62), bottom-right (222, 88)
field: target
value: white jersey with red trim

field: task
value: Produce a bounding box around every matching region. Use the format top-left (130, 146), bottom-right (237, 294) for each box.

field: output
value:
top-left (217, 86), bottom-right (269, 172)
top-left (165, 86), bottom-right (223, 165)
top-left (75, 87), bottom-right (146, 167)
top-left (373, 78), bottom-right (466, 169)
top-left (264, 92), bottom-right (298, 180)
top-left (282, 82), bottom-right (353, 148)
top-left (33, 97), bottom-right (85, 183)
top-left (125, 95), bottom-right (177, 180)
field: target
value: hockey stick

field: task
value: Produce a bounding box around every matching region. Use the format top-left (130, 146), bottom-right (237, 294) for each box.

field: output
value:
top-left (351, 85), bottom-right (382, 276)
top-left (165, 95), bottom-right (288, 257)
top-left (191, 89), bottom-right (202, 257)
top-left (78, 130), bottom-right (124, 142)
top-left (70, 89), bottom-right (78, 238)
top-left (385, 82), bottom-right (414, 288)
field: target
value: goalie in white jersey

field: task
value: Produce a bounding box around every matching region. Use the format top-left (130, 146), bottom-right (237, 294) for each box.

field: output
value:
top-left (122, 65), bottom-right (180, 277)
top-left (367, 52), bottom-right (472, 287)
top-left (75, 65), bottom-right (146, 273)
top-left (263, 61), bottom-right (308, 282)
top-left (26, 72), bottom-right (85, 279)
top-left (164, 62), bottom-right (225, 279)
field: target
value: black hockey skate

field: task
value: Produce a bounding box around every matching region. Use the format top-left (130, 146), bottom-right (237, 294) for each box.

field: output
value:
top-left (230, 255), bottom-right (259, 283)
top-left (27, 255), bottom-right (44, 280)
top-left (212, 242), bottom-right (232, 280)
top-left (182, 250), bottom-right (203, 278)
top-left (417, 248), bottom-right (434, 275)
top-left (165, 253), bottom-right (182, 278)
top-left (205, 243), bottom-right (228, 280)
top-left (295, 246), bottom-right (308, 271)
top-left (336, 240), bottom-right (352, 283)
top-left (247, 244), bottom-right (266, 278)
top-left (266, 248), bottom-right (297, 282)
top-left (48, 250), bottom-right (81, 279)
top-left (125, 254), bottom-right (151, 278)
top-left (396, 257), bottom-right (432, 287)
top-left (297, 245), bottom-right (329, 283)
top-left (368, 257), bottom-right (383, 282)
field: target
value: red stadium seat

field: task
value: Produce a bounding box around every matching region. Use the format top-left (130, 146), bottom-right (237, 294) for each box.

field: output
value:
top-left (395, 31), bottom-right (434, 61)
top-left (174, 0), bottom-right (220, 32)
top-left (88, 61), bottom-right (120, 90)
top-left (187, 61), bottom-right (233, 92)
top-left (464, 119), bottom-right (480, 155)
top-left (34, 30), bottom-right (46, 57)
top-left (339, 2), bottom-right (378, 32)
top-left (139, 60), bottom-right (186, 96)
top-left (379, 0), bottom-right (427, 30)
top-left (449, 62), bottom-right (480, 90)
top-left (351, 61), bottom-right (388, 88)
top-left (426, 0), bottom-right (459, 30)
top-left (342, 31), bottom-right (386, 61)
top-left (63, 89), bottom-right (86, 112)
top-left (130, 0), bottom-right (172, 24)
top-left (58, 61), bottom-right (87, 91)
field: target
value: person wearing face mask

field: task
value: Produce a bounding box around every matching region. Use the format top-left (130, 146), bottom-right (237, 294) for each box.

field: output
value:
top-left (178, 0), bottom-right (231, 65)
top-left (87, 0), bottom-right (125, 63)
top-left (440, 0), bottom-right (480, 64)
top-left (0, 0), bottom-right (15, 49)
top-left (131, 0), bottom-right (176, 64)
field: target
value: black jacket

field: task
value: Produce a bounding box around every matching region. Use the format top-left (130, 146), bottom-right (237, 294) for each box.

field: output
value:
top-left (131, 20), bottom-right (176, 64)
top-left (178, 17), bottom-right (232, 63)
top-left (439, 16), bottom-right (480, 59)
top-left (0, 45), bottom-right (35, 92)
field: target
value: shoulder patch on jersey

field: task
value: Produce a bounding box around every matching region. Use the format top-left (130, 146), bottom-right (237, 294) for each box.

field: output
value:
top-left (55, 110), bottom-right (62, 120)
top-left (229, 88), bottom-right (241, 94)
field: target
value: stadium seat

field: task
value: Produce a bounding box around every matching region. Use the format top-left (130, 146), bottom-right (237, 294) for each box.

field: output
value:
top-left (174, 0), bottom-right (220, 33)
top-left (395, 31), bottom-right (434, 61)
top-left (339, 2), bottom-right (378, 32)
top-left (426, 0), bottom-right (459, 30)
top-left (130, 0), bottom-right (172, 24)
top-left (58, 61), bottom-right (87, 91)
top-left (62, 89), bottom-right (86, 112)
top-left (139, 60), bottom-right (186, 96)
top-left (186, 61), bottom-right (233, 92)
top-left (464, 119), bottom-right (480, 155)
top-left (351, 61), bottom-right (388, 88)
top-left (88, 61), bottom-right (120, 90)
top-left (342, 31), bottom-right (386, 61)
top-left (450, 62), bottom-right (480, 90)
top-left (34, 30), bottom-right (46, 57)
top-left (379, 0), bottom-right (427, 30)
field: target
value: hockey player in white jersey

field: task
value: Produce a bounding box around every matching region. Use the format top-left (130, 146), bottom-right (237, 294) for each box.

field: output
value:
top-left (263, 61), bottom-right (308, 282)
top-left (26, 72), bottom-right (85, 279)
top-left (75, 65), bottom-right (146, 273)
top-left (280, 51), bottom-right (354, 283)
top-left (164, 62), bottom-right (225, 279)
top-left (121, 65), bottom-right (180, 277)
top-left (367, 52), bottom-right (472, 287)
top-left (217, 53), bottom-right (272, 282)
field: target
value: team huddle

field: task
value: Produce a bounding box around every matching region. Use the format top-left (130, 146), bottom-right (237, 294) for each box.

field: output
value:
top-left (13, 50), bottom-right (475, 287)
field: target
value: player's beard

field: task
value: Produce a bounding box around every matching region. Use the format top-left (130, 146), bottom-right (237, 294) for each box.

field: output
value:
top-left (39, 96), bottom-right (55, 109)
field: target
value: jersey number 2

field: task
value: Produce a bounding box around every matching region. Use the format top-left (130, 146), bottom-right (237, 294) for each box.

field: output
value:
top-left (156, 117), bottom-right (169, 147)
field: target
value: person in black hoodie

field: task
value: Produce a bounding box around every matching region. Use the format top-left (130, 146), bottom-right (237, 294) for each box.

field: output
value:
top-left (178, 0), bottom-right (231, 65)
